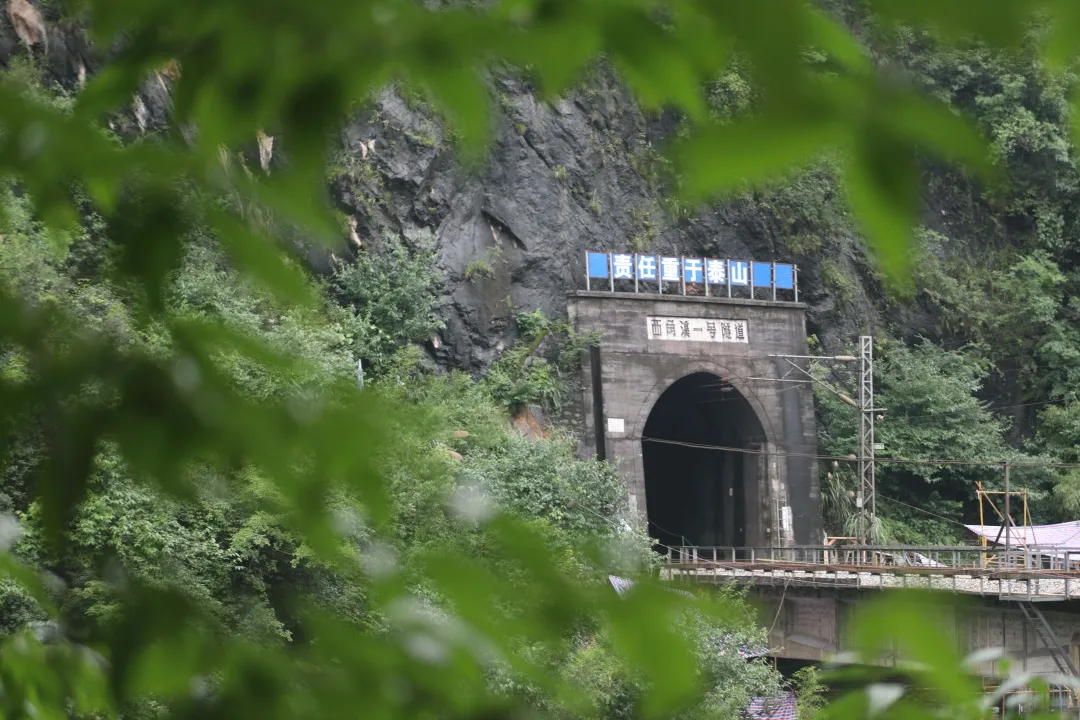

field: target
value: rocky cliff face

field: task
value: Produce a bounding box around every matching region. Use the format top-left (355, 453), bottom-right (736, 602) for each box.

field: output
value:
top-left (334, 68), bottom-right (890, 372)
top-left (0, 6), bottom-right (955, 374)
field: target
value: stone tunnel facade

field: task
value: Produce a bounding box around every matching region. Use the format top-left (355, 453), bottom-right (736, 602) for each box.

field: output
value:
top-left (568, 291), bottom-right (820, 547)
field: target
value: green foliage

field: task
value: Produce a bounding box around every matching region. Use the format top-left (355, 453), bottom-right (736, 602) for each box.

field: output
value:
top-left (705, 58), bottom-right (756, 123)
top-left (816, 592), bottom-right (1075, 720)
top-left (1035, 403), bottom-right (1080, 518)
top-left (588, 191), bottom-right (603, 215)
top-left (173, 239), bottom-right (357, 399)
top-left (911, 239), bottom-right (1080, 407)
top-left (560, 635), bottom-right (644, 718)
top-left (749, 162), bottom-right (849, 257)
top-left (689, 589), bottom-right (782, 718)
top-left (792, 665), bottom-right (828, 720)
top-left (820, 258), bottom-right (858, 308)
top-left (7, 1), bottom-right (1080, 718)
top-left (463, 244), bottom-right (504, 282)
top-left (6, 169), bottom-right (779, 718)
top-left (464, 258), bottom-right (495, 281)
top-left (891, 29), bottom-right (1079, 242)
top-left (485, 310), bottom-right (600, 412)
top-left (988, 252), bottom-right (1080, 402)
top-left (905, 229), bottom-right (991, 339)
top-left (331, 234), bottom-right (444, 375)
top-left (629, 208), bottom-right (658, 252)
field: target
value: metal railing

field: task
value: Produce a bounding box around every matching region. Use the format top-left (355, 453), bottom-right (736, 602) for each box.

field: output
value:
top-left (663, 545), bottom-right (1080, 572)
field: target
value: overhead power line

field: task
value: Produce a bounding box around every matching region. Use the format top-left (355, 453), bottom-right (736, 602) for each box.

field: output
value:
top-left (876, 494), bottom-right (969, 529)
top-left (638, 436), bottom-right (1080, 470)
top-left (885, 398), bottom-right (1070, 423)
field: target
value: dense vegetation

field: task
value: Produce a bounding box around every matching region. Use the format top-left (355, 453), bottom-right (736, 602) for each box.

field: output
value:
top-left (4, 0), bottom-right (1080, 718)
top-left (801, 17), bottom-right (1080, 543)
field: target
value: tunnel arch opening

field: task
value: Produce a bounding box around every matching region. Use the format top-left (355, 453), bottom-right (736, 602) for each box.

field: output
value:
top-left (642, 372), bottom-right (768, 550)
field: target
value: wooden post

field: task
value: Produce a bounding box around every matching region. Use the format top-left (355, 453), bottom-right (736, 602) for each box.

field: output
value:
top-left (1004, 462), bottom-right (1010, 570)
top-left (1023, 489), bottom-right (1030, 564)
top-left (978, 483), bottom-right (986, 568)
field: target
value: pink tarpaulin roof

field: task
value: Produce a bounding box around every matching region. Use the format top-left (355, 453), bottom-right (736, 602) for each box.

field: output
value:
top-left (746, 693), bottom-right (797, 720)
top-left (965, 521), bottom-right (1080, 548)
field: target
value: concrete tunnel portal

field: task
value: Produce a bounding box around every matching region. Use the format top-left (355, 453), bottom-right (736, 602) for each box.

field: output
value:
top-left (569, 290), bottom-right (820, 548)
top-left (642, 372), bottom-right (767, 550)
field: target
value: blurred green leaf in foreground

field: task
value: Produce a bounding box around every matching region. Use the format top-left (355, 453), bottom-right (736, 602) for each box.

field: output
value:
top-left (4, 0), bottom-right (1080, 718)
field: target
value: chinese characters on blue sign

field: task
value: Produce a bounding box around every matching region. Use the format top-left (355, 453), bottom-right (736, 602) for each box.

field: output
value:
top-left (585, 251), bottom-right (797, 301)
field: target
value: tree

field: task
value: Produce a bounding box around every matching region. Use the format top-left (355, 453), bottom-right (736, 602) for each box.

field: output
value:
top-left (814, 340), bottom-right (1053, 544)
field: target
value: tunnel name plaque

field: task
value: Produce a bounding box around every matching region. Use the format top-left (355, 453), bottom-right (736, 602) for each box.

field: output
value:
top-left (646, 316), bottom-right (748, 343)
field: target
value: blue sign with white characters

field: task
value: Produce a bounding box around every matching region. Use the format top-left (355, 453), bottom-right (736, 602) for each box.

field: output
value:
top-left (705, 258), bottom-right (726, 285)
top-left (637, 255), bottom-right (657, 280)
top-left (730, 261), bottom-right (749, 286)
top-left (682, 258), bottom-right (703, 284)
top-left (660, 257), bottom-right (680, 283)
top-left (612, 253), bottom-right (634, 279)
top-left (584, 251), bottom-right (798, 300)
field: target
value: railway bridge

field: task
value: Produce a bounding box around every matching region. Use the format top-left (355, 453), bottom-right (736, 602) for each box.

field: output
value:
top-left (664, 543), bottom-right (1080, 703)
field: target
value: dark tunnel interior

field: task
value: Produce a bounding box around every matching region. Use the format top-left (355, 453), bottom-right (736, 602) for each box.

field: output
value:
top-left (642, 372), bottom-right (766, 550)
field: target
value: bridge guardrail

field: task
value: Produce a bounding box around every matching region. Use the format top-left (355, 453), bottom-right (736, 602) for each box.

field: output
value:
top-left (663, 544), bottom-right (1080, 572)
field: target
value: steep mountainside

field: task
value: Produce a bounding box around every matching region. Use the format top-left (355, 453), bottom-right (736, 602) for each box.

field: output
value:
top-left (0, 6), bottom-right (978, 368)
top-left (333, 71), bottom-right (876, 371)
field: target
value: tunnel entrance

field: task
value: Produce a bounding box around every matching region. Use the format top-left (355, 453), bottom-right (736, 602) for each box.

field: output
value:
top-left (642, 372), bottom-right (767, 550)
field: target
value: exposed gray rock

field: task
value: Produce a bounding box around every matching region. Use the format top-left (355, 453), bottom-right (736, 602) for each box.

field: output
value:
top-left (330, 69), bottom-right (881, 371)
top-left (0, 10), bottom-right (885, 371)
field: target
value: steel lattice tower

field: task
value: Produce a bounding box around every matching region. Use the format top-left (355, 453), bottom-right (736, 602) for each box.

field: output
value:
top-left (857, 335), bottom-right (876, 544)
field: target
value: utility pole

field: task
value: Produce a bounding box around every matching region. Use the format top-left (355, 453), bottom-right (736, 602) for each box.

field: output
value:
top-left (857, 335), bottom-right (876, 545)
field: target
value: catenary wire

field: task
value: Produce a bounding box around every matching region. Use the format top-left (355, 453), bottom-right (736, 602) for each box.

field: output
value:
top-left (875, 494), bottom-right (971, 529)
top-left (638, 436), bottom-right (1080, 469)
top-left (745, 364), bottom-right (1074, 420)
top-left (882, 398), bottom-right (1070, 423)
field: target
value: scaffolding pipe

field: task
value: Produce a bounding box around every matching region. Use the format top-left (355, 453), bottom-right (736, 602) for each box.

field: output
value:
top-left (1005, 462), bottom-right (1011, 570)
